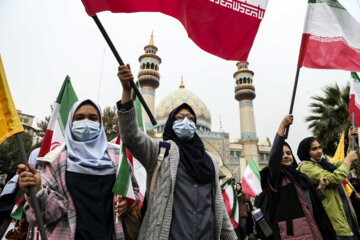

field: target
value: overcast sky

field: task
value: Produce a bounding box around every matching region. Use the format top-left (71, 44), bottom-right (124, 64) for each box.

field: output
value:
top-left (0, 0), bottom-right (351, 154)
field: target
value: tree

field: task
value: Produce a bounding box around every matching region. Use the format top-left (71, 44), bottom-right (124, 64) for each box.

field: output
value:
top-left (306, 83), bottom-right (350, 155)
top-left (0, 133), bottom-right (34, 182)
top-left (102, 106), bottom-right (119, 140)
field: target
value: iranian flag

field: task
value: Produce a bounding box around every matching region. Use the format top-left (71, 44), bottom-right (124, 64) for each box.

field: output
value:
top-left (10, 196), bottom-right (25, 220)
top-left (38, 76), bottom-right (78, 158)
top-left (81, 0), bottom-right (268, 61)
top-left (297, 0), bottom-right (360, 71)
top-left (221, 179), bottom-right (239, 228)
top-left (241, 157), bottom-right (262, 198)
top-left (112, 82), bottom-right (146, 207)
top-left (350, 72), bottom-right (360, 127)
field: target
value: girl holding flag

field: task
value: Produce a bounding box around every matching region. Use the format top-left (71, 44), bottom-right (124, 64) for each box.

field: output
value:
top-left (298, 130), bottom-right (360, 240)
top-left (18, 99), bottom-right (139, 240)
top-left (117, 65), bottom-right (236, 240)
top-left (258, 114), bottom-right (336, 239)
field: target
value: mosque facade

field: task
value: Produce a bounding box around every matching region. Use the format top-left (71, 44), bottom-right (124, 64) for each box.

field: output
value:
top-left (137, 33), bottom-right (271, 181)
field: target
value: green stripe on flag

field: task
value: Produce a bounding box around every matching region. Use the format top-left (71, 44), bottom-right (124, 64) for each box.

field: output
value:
top-left (132, 81), bottom-right (145, 132)
top-left (112, 145), bottom-right (130, 195)
top-left (308, 0), bottom-right (345, 9)
top-left (249, 157), bottom-right (261, 180)
top-left (56, 76), bottom-right (78, 133)
top-left (352, 72), bottom-right (360, 82)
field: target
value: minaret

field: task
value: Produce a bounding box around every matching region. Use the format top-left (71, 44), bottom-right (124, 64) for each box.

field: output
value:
top-left (234, 61), bottom-right (259, 164)
top-left (138, 31), bottom-right (162, 136)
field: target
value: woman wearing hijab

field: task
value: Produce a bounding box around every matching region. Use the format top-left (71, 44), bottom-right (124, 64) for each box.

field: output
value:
top-left (18, 99), bottom-right (139, 240)
top-left (258, 114), bottom-right (336, 239)
top-left (117, 65), bottom-right (236, 240)
top-left (298, 131), bottom-right (360, 239)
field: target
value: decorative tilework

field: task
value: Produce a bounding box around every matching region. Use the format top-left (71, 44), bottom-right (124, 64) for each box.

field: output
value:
top-left (156, 88), bottom-right (211, 125)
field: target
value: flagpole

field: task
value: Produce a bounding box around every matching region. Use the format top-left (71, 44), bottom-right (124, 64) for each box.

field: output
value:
top-left (285, 67), bottom-right (301, 139)
top-left (352, 112), bottom-right (355, 150)
top-left (15, 133), bottom-right (48, 240)
top-left (91, 15), bottom-right (157, 126)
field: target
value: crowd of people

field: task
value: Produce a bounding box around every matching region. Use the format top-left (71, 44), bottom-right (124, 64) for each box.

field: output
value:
top-left (1, 65), bottom-right (359, 239)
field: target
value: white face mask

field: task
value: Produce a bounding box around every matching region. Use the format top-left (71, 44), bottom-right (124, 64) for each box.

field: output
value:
top-left (71, 119), bottom-right (100, 141)
top-left (172, 117), bottom-right (196, 140)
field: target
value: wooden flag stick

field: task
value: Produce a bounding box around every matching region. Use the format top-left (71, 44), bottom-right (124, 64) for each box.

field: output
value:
top-left (15, 133), bottom-right (48, 240)
top-left (91, 14), bottom-right (157, 126)
top-left (285, 67), bottom-right (301, 139)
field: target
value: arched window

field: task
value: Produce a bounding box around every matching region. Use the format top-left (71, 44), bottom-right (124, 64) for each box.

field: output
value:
top-left (155, 65), bottom-right (158, 71)
top-left (151, 63), bottom-right (154, 69)
top-left (142, 63), bottom-right (145, 69)
top-left (146, 62), bottom-right (150, 69)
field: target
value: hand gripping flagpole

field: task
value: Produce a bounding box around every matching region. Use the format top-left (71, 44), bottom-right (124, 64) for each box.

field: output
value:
top-left (91, 15), bottom-right (157, 126)
top-left (284, 67), bottom-right (301, 139)
top-left (15, 133), bottom-right (48, 240)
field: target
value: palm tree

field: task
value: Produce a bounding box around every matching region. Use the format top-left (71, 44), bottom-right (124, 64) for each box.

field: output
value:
top-left (306, 83), bottom-right (350, 155)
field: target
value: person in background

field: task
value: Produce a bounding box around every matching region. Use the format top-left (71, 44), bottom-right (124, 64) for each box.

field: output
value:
top-left (350, 178), bottom-right (360, 223)
top-left (298, 128), bottom-right (360, 240)
top-left (18, 99), bottom-right (139, 240)
top-left (236, 183), bottom-right (248, 240)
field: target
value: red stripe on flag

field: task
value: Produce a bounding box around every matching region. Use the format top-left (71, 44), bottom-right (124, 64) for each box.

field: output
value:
top-left (81, 0), bottom-right (264, 61)
top-left (38, 129), bottom-right (54, 157)
top-left (241, 178), bottom-right (257, 198)
top-left (349, 95), bottom-right (360, 127)
top-left (298, 33), bottom-right (360, 71)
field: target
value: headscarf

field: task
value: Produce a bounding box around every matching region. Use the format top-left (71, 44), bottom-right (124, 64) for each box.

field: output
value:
top-left (297, 137), bottom-right (337, 172)
top-left (163, 103), bottom-right (215, 184)
top-left (281, 142), bottom-right (310, 188)
top-left (65, 99), bottom-right (115, 175)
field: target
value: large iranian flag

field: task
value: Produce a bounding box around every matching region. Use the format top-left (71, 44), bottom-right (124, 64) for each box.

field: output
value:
top-left (38, 76), bottom-right (78, 157)
top-left (81, 0), bottom-right (268, 61)
top-left (241, 157), bottom-right (262, 198)
top-left (112, 82), bottom-right (146, 207)
top-left (221, 179), bottom-right (239, 228)
top-left (349, 72), bottom-right (360, 127)
top-left (298, 0), bottom-right (360, 71)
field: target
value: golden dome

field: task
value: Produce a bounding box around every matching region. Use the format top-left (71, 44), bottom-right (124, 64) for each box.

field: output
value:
top-left (156, 82), bottom-right (211, 131)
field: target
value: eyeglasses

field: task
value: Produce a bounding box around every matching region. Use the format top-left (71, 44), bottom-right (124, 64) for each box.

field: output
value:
top-left (174, 113), bottom-right (195, 122)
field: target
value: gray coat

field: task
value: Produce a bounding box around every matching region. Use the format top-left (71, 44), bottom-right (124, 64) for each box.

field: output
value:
top-left (118, 107), bottom-right (237, 240)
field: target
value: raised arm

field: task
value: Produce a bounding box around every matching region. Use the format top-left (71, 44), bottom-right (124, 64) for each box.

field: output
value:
top-left (117, 65), bottom-right (159, 173)
top-left (268, 114), bottom-right (293, 187)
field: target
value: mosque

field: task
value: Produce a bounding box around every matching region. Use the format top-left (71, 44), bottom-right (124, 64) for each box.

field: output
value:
top-left (136, 32), bottom-right (271, 181)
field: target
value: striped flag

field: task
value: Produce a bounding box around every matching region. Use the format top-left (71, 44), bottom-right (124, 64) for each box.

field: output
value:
top-left (221, 179), bottom-right (239, 228)
top-left (37, 76), bottom-right (78, 158)
top-left (10, 196), bottom-right (25, 220)
top-left (81, 0), bottom-right (268, 61)
top-left (241, 157), bottom-right (262, 198)
top-left (350, 72), bottom-right (360, 127)
top-left (297, 0), bottom-right (360, 71)
top-left (112, 81), bottom-right (147, 207)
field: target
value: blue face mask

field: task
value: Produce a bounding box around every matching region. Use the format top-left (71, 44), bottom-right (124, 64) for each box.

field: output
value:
top-left (71, 119), bottom-right (100, 142)
top-left (172, 117), bottom-right (196, 140)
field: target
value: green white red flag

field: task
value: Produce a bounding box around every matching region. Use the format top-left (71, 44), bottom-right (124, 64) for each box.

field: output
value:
top-left (349, 72), bottom-right (360, 126)
top-left (221, 179), bottom-right (239, 228)
top-left (241, 157), bottom-right (262, 198)
top-left (112, 82), bottom-right (146, 207)
top-left (298, 0), bottom-right (360, 71)
top-left (37, 76), bottom-right (78, 158)
top-left (10, 196), bottom-right (25, 220)
top-left (81, 0), bottom-right (268, 61)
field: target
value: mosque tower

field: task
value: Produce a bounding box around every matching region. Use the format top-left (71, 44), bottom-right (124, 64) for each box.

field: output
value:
top-left (234, 61), bottom-right (259, 164)
top-left (138, 31), bottom-right (162, 136)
